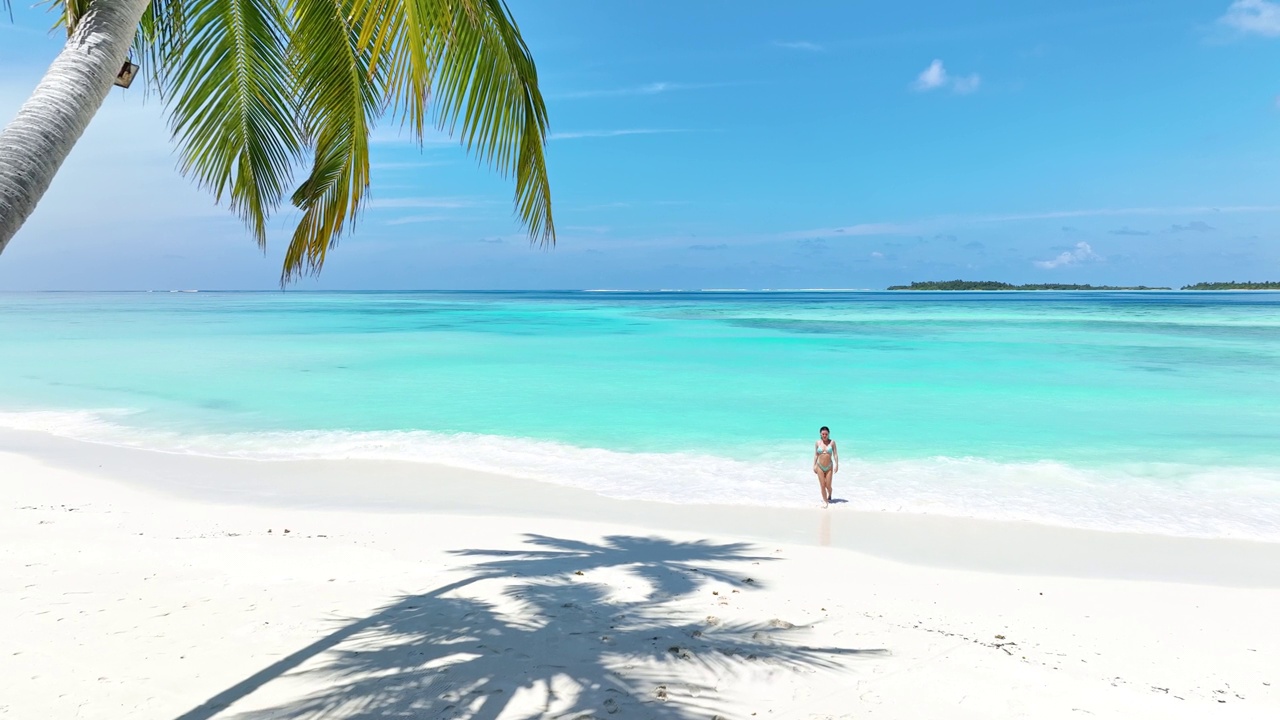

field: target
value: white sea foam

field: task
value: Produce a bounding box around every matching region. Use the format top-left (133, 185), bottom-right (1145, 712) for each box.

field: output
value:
top-left (2, 409), bottom-right (1278, 542)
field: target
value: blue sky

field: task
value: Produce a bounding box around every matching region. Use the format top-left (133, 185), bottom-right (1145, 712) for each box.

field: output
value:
top-left (2, 0), bottom-right (1280, 290)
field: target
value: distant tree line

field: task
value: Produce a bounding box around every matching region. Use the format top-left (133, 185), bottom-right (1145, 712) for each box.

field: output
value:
top-left (886, 280), bottom-right (1171, 291)
top-left (1181, 281), bottom-right (1280, 290)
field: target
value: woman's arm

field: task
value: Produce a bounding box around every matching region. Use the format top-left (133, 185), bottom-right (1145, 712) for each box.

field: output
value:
top-left (832, 441), bottom-right (839, 472)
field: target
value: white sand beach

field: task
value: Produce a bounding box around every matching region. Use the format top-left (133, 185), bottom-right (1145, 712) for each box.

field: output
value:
top-left (2, 429), bottom-right (1278, 720)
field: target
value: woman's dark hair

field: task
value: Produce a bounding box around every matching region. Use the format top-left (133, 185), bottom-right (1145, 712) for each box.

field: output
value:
top-left (819, 426), bottom-right (830, 433)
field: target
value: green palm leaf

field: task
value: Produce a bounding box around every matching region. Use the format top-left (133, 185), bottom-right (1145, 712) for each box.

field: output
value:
top-left (350, 0), bottom-right (462, 139)
top-left (57, 0), bottom-right (90, 34)
top-left (437, 0), bottom-right (553, 245)
top-left (166, 0), bottom-right (304, 245)
top-left (11, 0), bottom-right (554, 282)
top-left (354, 0), bottom-right (555, 244)
top-left (133, 0), bottom-right (186, 94)
top-left (282, 0), bottom-right (383, 281)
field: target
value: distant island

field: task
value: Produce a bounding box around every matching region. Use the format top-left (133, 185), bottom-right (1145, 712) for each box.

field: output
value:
top-left (886, 280), bottom-right (1171, 291)
top-left (1181, 281), bottom-right (1280, 290)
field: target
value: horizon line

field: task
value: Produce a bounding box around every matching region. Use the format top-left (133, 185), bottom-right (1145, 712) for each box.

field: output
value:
top-left (5, 285), bottom-right (1279, 294)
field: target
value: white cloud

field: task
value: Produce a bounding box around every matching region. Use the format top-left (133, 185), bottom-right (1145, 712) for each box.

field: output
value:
top-left (1219, 0), bottom-right (1280, 37)
top-left (555, 82), bottom-right (733, 99)
top-left (548, 129), bottom-right (690, 140)
top-left (951, 74), bottom-right (982, 94)
top-left (384, 215), bottom-right (449, 226)
top-left (782, 204), bottom-right (1280, 242)
top-left (371, 160), bottom-right (452, 170)
top-left (782, 222), bottom-right (913, 239)
top-left (972, 205), bottom-right (1280, 222)
top-left (914, 60), bottom-right (948, 90)
top-left (774, 41), bottom-right (824, 51)
top-left (1034, 242), bottom-right (1100, 269)
top-left (368, 127), bottom-right (457, 146)
top-left (366, 197), bottom-right (481, 209)
top-left (912, 60), bottom-right (981, 94)
top-left (634, 82), bottom-right (678, 94)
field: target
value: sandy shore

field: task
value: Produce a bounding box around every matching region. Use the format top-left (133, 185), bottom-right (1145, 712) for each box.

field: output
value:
top-left (2, 430), bottom-right (1278, 719)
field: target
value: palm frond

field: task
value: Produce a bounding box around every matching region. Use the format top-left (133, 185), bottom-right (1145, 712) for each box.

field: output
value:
top-left (353, 0), bottom-right (554, 246)
top-left (433, 0), bottom-right (554, 245)
top-left (281, 0), bottom-right (383, 281)
top-left (165, 0), bottom-right (303, 245)
top-left (32, 0), bottom-right (86, 35)
top-left (20, 0), bottom-right (553, 281)
top-left (349, 0), bottom-right (466, 138)
top-left (133, 0), bottom-right (187, 96)
top-left (63, 0), bottom-right (89, 33)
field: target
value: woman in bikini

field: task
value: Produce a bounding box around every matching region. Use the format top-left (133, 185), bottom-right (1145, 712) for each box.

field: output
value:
top-left (813, 425), bottom-right (837, 507)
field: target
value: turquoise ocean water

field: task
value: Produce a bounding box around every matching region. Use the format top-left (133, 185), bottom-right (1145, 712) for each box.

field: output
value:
top-left (1, 291), bottom-right (1278, 540)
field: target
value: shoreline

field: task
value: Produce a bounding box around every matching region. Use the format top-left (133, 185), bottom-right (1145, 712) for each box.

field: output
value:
top-left (4, 427), bottom-right (1278, 588)
top-left (3, 432), bottom-right (1278, 718)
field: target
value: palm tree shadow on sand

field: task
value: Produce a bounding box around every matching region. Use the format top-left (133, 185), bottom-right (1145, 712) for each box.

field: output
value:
top-left (177, 534), bottom-right (887, 719)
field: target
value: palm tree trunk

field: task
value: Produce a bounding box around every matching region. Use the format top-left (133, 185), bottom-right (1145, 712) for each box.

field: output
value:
top-left (0, 0), bottom-right (152, 255)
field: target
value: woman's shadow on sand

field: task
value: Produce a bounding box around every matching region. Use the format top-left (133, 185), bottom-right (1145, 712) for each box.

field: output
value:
top-left (175, 533), bottom-right (886, 720)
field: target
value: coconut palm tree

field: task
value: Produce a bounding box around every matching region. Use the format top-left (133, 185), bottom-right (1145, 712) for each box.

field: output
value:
top-left (0, 0), bottom-right (553, 281)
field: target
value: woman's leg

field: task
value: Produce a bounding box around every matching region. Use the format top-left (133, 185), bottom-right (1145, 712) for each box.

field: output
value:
top-left (816, 467), bottom-right (831, 505)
